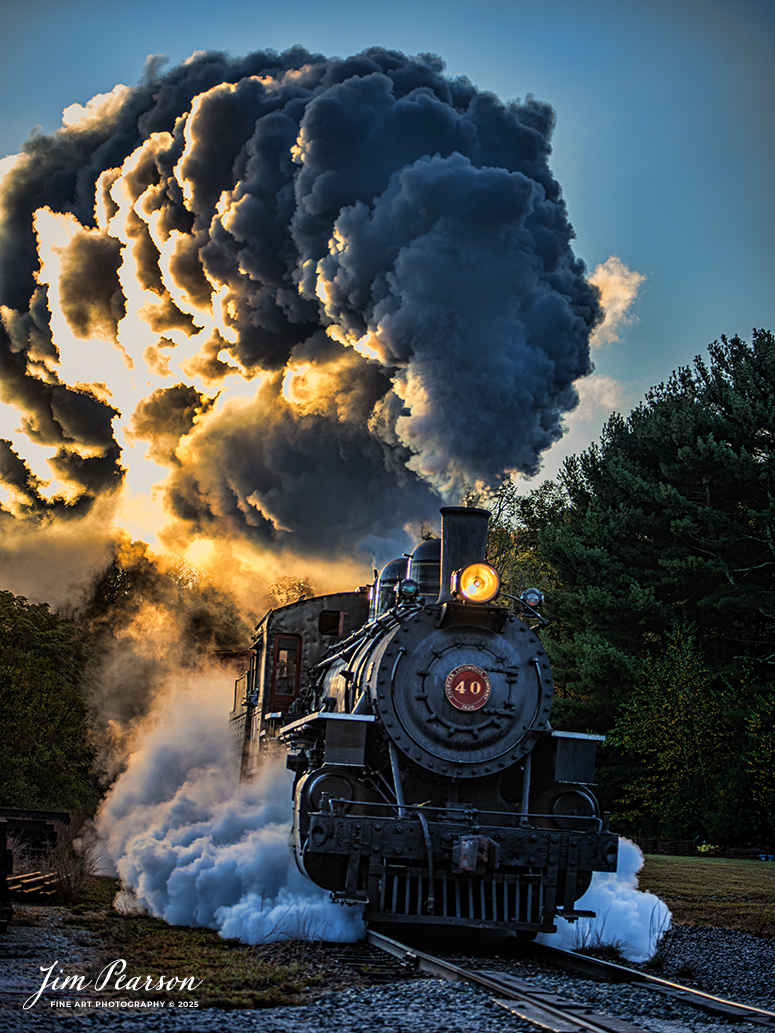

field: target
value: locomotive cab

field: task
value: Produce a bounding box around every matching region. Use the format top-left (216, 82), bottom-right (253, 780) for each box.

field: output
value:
top-left (229, 590), bottom-right (369, 779)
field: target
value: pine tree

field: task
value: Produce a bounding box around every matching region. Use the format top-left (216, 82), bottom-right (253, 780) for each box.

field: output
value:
top-left (524, 329), bottom-right (775, 840)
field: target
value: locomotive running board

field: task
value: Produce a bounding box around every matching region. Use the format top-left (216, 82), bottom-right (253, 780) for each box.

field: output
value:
top-left (280, 711), bottom-right (376, 734)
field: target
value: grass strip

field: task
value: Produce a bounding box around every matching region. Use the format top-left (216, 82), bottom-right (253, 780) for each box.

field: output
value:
top-left (639, 854), bottom-right (775, 937)
top-left (66, 878), bottom-right (362, 1009)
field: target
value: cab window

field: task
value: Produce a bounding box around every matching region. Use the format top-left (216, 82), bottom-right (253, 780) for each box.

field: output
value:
top-left (318, 610), bottom-right (351, 637)
top-left (272, 635), bottom-right (301, 700)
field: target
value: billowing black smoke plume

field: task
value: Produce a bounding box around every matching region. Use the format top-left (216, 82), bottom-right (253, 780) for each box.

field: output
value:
top-left (0, 46), bottom-right (599, 560)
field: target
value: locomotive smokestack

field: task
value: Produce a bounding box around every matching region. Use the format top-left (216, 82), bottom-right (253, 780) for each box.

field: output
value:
top-left (437, 507), bottom-right (490, 603)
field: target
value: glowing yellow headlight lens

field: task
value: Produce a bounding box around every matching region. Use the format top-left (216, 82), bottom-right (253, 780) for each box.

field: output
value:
top-left (456, 563), bottom-right (501, 603)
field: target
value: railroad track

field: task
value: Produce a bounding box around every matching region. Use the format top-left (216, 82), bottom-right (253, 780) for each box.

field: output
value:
top-left (534, 943), bottom-right (775, 1026)
top-left (367, 929), bottom-right (775, 1032)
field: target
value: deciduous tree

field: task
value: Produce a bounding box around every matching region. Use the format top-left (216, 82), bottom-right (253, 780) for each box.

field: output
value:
top-left (0, 591), bottom-right (99, 813)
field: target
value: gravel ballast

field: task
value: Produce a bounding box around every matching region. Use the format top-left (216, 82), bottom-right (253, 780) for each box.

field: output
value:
top-left (1, 908), bottom-right (773, 1033)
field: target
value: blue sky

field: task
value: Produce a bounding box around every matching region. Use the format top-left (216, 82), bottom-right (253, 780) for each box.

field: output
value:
top-left (1, 0), bottom-right (773, 483)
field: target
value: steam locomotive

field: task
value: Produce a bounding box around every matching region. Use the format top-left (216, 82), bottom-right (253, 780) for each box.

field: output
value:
top-left (230, 507), bottom-right (618, 936)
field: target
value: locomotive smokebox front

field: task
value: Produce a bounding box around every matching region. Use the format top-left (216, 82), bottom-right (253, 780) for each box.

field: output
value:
top-left (366, 609), bottom-right (553, 779)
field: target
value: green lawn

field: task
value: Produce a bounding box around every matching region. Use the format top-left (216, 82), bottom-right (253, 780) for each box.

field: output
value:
top-left (638, 854), bottom-right (775, 937)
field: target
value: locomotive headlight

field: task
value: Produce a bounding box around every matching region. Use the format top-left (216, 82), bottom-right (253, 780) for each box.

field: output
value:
top-left (455, 563), bottom-right (500, 603)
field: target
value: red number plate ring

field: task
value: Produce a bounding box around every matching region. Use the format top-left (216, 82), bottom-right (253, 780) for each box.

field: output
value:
top-left (444, 665), bottom-right (492, 711)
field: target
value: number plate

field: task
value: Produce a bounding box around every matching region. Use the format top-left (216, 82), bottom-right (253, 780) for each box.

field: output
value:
top-left (444, 665), bottom-right (492, 711)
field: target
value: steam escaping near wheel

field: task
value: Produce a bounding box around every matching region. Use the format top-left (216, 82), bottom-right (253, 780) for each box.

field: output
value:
top-left (538, 839), bottom-right (672, 961)
top-left (98, 667), bottom-right (365, 945)
top-left (0, 45), bottom-right (600, 566)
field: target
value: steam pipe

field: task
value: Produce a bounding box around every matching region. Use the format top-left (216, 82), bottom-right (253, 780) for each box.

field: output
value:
top-left (388, 740), bottom-right (407, 818)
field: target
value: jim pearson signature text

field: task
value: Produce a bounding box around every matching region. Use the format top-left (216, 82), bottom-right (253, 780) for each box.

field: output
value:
top-left (24, 960), bottom-right (202, 1009)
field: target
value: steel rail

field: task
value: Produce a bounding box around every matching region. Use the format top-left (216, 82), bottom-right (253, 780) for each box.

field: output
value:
top-left (367, 930), bottom-right (645, 1033)
top-left (535, 943), bottom-right (775, 1027)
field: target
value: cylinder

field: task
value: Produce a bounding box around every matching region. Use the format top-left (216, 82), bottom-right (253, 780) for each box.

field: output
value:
top-left (437, 507), bottom-right (491, 603)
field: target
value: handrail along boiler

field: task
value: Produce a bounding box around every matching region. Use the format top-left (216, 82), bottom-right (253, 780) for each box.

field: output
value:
top-left (229, 507), bottom-right (618, 934)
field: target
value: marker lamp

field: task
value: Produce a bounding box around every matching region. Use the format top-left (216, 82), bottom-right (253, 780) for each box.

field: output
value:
top-left (397, 578), bottom-right (420, 600)
top-left (455, 563), bottom-right (501, 603)
top-left (520, 587), bottom-right (544, 609)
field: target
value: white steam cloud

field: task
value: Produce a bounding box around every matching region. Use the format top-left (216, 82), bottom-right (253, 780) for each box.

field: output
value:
top-left (99, 666), bottom-right (364, 943)
top-left (100, 667), bottom-right (668, 953)
top-left (538, 838), bottom-right (671, 961)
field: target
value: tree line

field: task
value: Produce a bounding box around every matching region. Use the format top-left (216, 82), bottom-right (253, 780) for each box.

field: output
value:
top-left (477, 329), bottom-right (775, 845)
top-left (0, 591), bottom-right (99, 814)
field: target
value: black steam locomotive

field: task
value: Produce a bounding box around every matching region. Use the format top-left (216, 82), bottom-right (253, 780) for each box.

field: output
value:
top-left (230, 507), bottom-right (618, 936)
